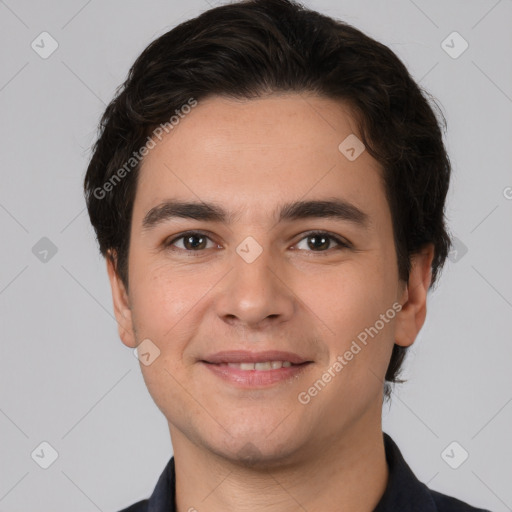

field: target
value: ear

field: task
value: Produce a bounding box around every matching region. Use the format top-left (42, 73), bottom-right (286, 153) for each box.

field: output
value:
top-left (106, 250), bottom-right (137, 348)
top-left (394, 244), bottom-right (435, 348)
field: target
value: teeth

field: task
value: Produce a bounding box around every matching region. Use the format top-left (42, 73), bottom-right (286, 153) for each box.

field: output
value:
top-left (225, 360), bottom-right (295, 370)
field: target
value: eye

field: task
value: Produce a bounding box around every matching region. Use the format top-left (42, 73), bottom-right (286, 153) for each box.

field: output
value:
top-left (164, 230), bottom-right (351, 255)
top-left (293, 231), bottom-right (350, 252)
top-left (165, 231), bottom-right (218, 254)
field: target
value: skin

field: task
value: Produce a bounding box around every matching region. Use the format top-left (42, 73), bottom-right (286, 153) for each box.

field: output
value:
top-left (107, 93), bottom-right (434, 512)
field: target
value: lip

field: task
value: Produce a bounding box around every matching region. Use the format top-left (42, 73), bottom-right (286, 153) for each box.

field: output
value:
top-left (201, 360), bottom-right (313, 387)
top-left (201, 350), bottom-right (311, 365)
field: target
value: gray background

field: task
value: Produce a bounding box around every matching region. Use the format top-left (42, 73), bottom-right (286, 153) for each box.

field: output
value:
top-left (1, 0), bottom-right (511, 511)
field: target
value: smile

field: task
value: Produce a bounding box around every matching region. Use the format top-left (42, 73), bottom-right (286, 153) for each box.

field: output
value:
top-left (202, 361), bottom-right (312, 387)
top-left (217, 361), bottom-right (295, 370)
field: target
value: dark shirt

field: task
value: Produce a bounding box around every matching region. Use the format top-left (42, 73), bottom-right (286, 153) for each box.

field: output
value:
top-left (117, 432), bottom-right (492, 511)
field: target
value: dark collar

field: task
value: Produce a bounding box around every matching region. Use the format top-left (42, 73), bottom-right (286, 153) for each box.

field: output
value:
top-left (134, 432), bottom-right (485, 512)
top-left (373, 433), bottom-right (436, 511)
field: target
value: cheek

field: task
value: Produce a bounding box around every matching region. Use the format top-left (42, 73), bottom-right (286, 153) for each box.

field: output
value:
top-left (129, 265), bottom-right (198, 415)
top-left (321, 261), bottom-right (395, 326)
top-left (310, 249), bottom-right (399, 371)
top-left (129, 255), bottom-right (193, 331)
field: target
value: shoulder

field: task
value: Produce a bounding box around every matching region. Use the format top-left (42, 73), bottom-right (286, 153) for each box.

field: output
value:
top-left (115, 499), bottom-right (149, 512)
top-left (378, 433), bottom-right (493, 512)
top-left (429, 488), bottom-right (492, 512)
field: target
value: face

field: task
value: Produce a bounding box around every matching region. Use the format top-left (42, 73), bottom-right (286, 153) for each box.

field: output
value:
top-left (108, 93), bottom-right (432, 467)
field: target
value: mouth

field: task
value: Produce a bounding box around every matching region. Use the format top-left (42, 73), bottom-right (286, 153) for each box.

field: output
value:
top-left (200, 352), bottom-right (313, 387)
top-left (211, 360), bottom-right (301, 370)
top-left (202, 350), bottom-right (311, 365)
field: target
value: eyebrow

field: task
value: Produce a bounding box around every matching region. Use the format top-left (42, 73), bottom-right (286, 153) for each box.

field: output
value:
top-left (142, 198), bottom-right (369, 231)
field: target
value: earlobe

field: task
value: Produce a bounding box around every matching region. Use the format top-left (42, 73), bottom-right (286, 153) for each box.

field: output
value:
top-left (106, 250), bottom-right (137, 348)
top-left (394, 244), bottom-right (435, 348)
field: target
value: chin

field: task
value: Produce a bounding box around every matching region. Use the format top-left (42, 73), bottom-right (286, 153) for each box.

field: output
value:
top-left (206, 430), bottom-right (304, 470)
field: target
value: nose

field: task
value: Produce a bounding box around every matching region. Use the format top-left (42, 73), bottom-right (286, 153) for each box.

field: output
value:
top-left (214, 241), bottom-right (296, 332)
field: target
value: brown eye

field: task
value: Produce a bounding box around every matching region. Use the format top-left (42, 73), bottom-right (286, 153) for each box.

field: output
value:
top-left (182, 234), bottom-right (208, 250)
top-left (166, 231), bottom-right (216, 253)
top-left (294, 231), bottom-right (350, 252)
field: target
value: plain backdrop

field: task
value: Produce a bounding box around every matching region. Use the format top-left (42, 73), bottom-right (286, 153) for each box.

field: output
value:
top-left (0, 0), bottom-right (511, 511)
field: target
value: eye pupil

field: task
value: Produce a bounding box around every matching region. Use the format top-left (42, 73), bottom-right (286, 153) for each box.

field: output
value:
top-left (184, 235), bottom-right (206, 250)
top-left (308, 235), bottom-right (329, 251)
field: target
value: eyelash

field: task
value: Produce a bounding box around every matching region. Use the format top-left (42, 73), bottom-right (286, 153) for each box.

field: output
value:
top-left (164, 230), bottom-right (351, 256)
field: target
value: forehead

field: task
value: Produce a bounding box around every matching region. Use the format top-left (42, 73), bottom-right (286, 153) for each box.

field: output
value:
top-left (134, 93), bottom-right (385, 224)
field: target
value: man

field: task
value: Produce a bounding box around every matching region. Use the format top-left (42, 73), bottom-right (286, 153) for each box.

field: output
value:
top-left (84, 0), bottom-right (491, 510)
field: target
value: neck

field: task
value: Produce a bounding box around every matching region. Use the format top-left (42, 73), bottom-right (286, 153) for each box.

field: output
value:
top-left (170, 411), bottom-right (388, 512)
